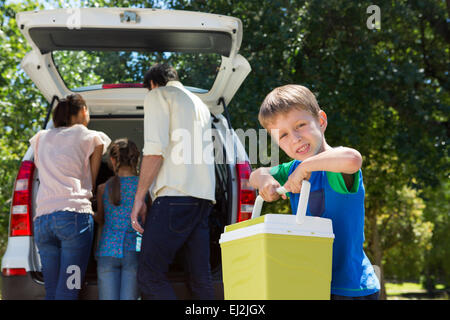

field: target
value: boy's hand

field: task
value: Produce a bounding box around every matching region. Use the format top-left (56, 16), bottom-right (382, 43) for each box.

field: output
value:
top-left (284, 164), bottom-right (311, 194)
top-left (250, 167), bottom-right (288, 202)
top-left (259, 180), bottom-right (288, 202)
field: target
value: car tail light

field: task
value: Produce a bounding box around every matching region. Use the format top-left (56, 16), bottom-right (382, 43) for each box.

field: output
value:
top-left (102, 83), bottom-right (143, 89)
top-left (10, 161), bottom-right (35, 237)
top-left (2, 268), bottom-right (27, 276)
top-left (236, 161), bottom-right (256, 222)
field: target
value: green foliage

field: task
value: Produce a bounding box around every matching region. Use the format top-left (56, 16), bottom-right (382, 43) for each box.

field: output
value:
top-left (380, 186), bottom-right (433, 281)
top-left (52, 50), bottom-right (221, 90)
top-left (421, 178), bottom-right (450, 290)
top-left (0, 0), bottom-right (46, 256)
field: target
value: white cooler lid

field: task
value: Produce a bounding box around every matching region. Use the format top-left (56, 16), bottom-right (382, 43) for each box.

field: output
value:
top-left (220, 214), bottom-right (334, 244)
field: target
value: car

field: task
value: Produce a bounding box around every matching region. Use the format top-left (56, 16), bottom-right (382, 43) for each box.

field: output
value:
top-left (1, 7), bottom-right (257, 300)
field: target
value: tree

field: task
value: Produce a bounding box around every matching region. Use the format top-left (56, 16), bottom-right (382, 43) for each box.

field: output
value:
top-left (421, 177), bottom-right (450, 293)
top-left (0, 0), bottom-right (45, 255)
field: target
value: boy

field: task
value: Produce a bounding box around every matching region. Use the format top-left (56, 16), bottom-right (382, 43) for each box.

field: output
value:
top-left (249, 84), bottom-right (380, 300)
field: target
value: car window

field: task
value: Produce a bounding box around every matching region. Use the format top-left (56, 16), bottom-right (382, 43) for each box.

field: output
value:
top-left (52, 50), bottom-right (221, 92)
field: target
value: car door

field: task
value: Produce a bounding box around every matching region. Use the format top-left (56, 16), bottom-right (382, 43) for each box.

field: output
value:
top-left (17, 8), bottom-right (251, 114)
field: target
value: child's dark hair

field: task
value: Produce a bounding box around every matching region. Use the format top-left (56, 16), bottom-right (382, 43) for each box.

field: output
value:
top-left (107, 138), bottom-right (140, 206)
top-left (143, 63), bottom-right (179, 88)
top-left (52, 94), bottom-right (86, 128)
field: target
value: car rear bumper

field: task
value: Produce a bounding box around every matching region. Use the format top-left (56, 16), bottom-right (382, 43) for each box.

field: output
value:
top-left (1, 272), bottom-right (224, 300)
top-left (1, 273), bottom-right (45, 300)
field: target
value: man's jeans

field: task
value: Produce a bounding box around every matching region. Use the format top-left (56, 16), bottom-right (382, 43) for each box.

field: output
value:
top-left (97, 251), bottom-right (140, 300)
top-left (137, 196), bottom-right (215, 300)
top-left (34, 211), bottom-right (94, 300)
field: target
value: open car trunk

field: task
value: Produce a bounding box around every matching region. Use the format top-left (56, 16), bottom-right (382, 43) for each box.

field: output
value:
top-left (79, 117), bottom-right (232, 299)
top-left (17, 8), bottom-right (251, 115)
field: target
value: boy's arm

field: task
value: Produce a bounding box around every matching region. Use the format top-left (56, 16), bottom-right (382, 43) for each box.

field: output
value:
top-left (249, 167), bottom-right (288, 202)
top-left (284, 147), bottom-right (362, 194)
top-left (301, 146), bottom-right (362, 173)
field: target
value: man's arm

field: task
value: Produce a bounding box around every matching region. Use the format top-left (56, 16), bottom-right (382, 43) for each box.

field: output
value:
top-left (132, 89), bottom-right (167, 233)
top-left (130, 155), bottom-right (163, 233)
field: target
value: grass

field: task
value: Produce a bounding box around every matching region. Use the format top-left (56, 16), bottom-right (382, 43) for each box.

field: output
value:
top-left (386, 281), bottom-right (449, 300)
top-left (386, 282), bottom-right (425, 295)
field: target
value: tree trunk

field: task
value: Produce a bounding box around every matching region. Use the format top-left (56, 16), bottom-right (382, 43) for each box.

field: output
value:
top-left (369, 210), bottom-right (386, 300)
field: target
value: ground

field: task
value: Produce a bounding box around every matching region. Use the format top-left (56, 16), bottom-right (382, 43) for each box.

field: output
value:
top-left (0, 278), bottom-right (447, 300)
top-left (386, 282), bottom-right (449, 300)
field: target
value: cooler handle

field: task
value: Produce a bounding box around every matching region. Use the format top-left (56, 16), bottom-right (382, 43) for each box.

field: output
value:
top-left (251, 180), bottom-right (311, 225)
top-left (295, 180), bottom-right (311, 225)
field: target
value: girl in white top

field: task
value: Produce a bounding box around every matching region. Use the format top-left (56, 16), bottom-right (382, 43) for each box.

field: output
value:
top-left (30, 94), bottom-right (111, 300)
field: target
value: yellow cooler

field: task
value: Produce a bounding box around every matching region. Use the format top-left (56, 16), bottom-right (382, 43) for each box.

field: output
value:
top-left (219, 181), bottom-right (334, 300)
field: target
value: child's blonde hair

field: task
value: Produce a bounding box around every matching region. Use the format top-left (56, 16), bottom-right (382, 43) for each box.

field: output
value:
top-left (258, 84), bottom-right (321, 129)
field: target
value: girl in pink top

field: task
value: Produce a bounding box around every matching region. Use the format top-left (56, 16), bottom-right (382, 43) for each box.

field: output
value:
top-left (30, 94), bottom-right (111, 300)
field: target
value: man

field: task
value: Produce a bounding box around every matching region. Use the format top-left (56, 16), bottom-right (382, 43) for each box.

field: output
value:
top-left (130, 63), bottom-right (216, 300)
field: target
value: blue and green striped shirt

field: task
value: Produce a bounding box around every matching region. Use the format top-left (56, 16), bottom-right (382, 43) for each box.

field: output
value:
top-left (270, 160), bottom-right (380, 297)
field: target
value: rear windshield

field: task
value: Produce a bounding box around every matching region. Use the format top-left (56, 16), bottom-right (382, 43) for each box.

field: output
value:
top-left (52, 50), bottom-right (221, 92)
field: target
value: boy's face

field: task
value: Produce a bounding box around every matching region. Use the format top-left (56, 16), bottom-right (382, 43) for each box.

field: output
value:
top-left (267, 108), bottom-right (327, 161)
